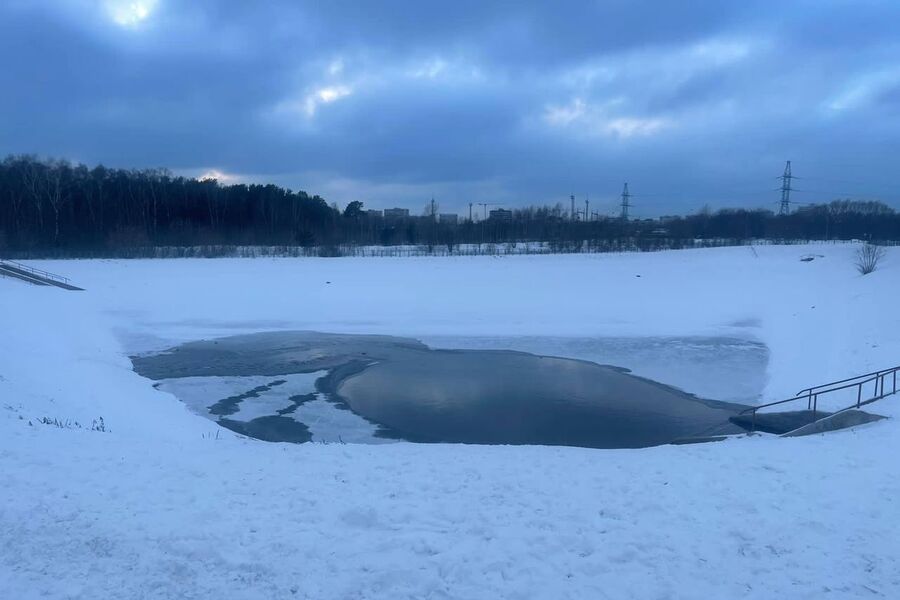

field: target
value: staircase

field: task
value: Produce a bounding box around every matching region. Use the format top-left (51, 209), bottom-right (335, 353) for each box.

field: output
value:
top-left (732, 365), bottom-right (899, 435)
top-left (0, 260), bottom-right (83, 290)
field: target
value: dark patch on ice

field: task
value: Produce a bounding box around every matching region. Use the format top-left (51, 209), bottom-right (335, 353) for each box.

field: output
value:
top-left (275, 393), bottom-right (318, 416)
top-left (131, 331), bottom-right (425, 379)
top-left (208, 379), bottom-right (287, 416)
top-left (218, 415), bottom-right (312, 443)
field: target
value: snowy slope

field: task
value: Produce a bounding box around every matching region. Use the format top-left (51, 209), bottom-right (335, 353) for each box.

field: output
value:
top-left (2, 244), bottom-right (899, 599)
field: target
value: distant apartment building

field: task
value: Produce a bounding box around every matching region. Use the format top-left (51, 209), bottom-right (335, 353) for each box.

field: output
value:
top-left (365, 209), bottom-right (383, 218)
top-left (489, 208), bottom-right (513, 222)
top-left (439, 213), bottom-right (458, 225)
top-left (383, 208), bottom-right (410, 220)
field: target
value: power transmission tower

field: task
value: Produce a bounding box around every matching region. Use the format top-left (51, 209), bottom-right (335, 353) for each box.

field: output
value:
top-left (468, 202), bottom-right (473, 222)
top-left (620, 183), bottom-right (631, 220)
top-left (570, 194), bottom-right (575, 221)
top-left (429, 196), bottom-right (437, 251)
top-left (585, 197), bottom-right (590, 222)
top-left (779, 161), bottom-right (794, 215)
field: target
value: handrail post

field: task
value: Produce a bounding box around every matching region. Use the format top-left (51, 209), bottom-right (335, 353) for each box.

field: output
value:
top-left (857, 383), bottom-right (862, 408)
top-left (894, 369), bottom-right (897, 395)
top-left (813, 394), bottom-right (817, 418)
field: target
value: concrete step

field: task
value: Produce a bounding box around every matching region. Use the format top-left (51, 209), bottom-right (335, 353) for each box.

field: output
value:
top-left (670, 434), bottom-right (732, 445)
top-left (782, 409), bottom-right (886, 437)
top-left (0, 265), bottom-right (50, 286)
top-left (729, 410), bottom-right (833, 434)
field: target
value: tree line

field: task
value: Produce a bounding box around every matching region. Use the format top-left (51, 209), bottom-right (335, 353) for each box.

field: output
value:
top-left (1, 155), bottom-right (898, 256)
top-left (0, 155), bottom-right (337, 251)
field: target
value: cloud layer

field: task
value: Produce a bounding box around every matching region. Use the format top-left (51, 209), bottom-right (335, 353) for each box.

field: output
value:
top-left (2, 0), bottom-right (899, 215)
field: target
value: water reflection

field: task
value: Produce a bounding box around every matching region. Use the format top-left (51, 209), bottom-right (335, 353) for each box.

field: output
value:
top-left (337, 350), bottom-right (745, 448)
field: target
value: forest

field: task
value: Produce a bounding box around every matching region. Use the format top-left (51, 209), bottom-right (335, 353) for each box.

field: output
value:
top-left (1, 155), bottom-right (898, 257)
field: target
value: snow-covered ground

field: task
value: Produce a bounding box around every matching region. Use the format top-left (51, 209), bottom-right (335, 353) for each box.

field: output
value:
top-left (2, 244), bottom-right (899, 599)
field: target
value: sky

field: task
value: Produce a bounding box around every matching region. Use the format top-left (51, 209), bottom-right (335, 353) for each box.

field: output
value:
top-left (1, 0), bottom-right (899, 216)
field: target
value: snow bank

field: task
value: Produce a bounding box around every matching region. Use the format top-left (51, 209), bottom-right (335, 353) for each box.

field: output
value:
top-left (0, 282), bottom-right (208, 440)
top-left (2, 244), bottom-right (899, 599)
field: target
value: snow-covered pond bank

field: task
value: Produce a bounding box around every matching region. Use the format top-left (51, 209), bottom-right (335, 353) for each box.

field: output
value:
top-left (3, 244), bottom-right (899, 599)
top-left (139, 331), bottom-right (763, 448)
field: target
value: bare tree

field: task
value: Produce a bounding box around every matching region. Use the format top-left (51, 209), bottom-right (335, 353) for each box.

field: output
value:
top-left (19, 157), bottom-right (46, 234)
top-left (44, 160), bottom-right (72, 244)
top-left (855, 243), bottom-right (886, 275)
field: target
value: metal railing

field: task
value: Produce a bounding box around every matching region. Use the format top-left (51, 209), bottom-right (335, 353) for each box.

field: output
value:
top-left (0, 259), bottom-right (70, 284)
top-left (740, 364), bottom-right (900, 432)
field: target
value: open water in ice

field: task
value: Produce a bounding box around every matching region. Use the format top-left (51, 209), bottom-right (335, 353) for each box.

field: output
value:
top-left (134, 331), bottom-right (767, 448)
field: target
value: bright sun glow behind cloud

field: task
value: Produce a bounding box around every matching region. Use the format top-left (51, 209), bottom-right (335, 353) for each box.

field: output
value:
top-left (303, 85), bottom-right (352, 116)
top-left (198, 169), bottom-right (237, 183)
top-left (105, 0), bottom-right (157, 27)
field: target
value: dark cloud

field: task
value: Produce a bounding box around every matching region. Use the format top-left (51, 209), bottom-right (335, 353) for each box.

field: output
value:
top-left (1, 0), bottom-right (898, 215)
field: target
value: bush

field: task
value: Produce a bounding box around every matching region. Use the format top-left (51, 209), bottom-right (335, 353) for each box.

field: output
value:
top-left (33, 415), bottom-right (108, 432)
top-left (855, 243), bottom-right (886, 275)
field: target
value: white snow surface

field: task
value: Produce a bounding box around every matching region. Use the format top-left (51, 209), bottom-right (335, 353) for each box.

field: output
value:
top-left (2, 244), bottom-right (899, 599)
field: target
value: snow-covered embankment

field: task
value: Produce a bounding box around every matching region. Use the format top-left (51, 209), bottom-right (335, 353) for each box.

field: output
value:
top-left (2, 244), bottom-right (898, 598)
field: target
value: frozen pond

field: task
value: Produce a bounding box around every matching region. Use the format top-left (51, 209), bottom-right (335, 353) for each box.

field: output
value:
top-left (134, 331), bottom-right (766, 449)
top-left (419, 335), bottom-right (767, 405)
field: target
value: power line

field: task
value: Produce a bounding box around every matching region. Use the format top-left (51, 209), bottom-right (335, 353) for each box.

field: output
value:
top-left (802, 175), bottom-right (872, 187)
